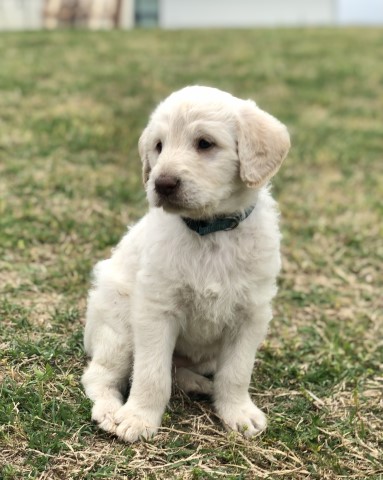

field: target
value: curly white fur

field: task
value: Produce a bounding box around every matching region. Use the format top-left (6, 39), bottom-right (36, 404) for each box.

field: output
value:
top-left (82, 86), bottom-right (290, 442)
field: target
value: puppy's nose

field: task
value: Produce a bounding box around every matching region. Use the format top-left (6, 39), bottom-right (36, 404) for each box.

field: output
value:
top-left (155, 175), bottom-right (180, 196)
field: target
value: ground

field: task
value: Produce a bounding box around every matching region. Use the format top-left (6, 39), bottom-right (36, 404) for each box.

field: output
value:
top-left (0, 28), bottom-right (382, 479)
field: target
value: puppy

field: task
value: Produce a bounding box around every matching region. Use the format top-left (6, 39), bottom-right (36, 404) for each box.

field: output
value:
top-left (82, 86), bottom-right (290, 442)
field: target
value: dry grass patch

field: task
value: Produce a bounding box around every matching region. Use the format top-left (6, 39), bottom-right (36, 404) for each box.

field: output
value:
top-left (1, 28), bottom-right (382, 479)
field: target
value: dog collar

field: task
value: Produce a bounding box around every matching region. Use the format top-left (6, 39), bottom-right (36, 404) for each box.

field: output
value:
top-left (182, 205), bottom-right (255, 236)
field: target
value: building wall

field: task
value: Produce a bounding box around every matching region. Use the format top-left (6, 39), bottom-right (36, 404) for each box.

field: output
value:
top-left (0, 0), bottom-right (44, 30)
top-left (160, 0), bottom-right (337, 29)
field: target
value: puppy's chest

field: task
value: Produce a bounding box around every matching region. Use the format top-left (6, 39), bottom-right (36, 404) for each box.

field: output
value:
top-left (176, 281), bottom-right (240, 344)
top-left (180, 280), bottom-right (238, 313)
top-left (175, 253), bottom-right (251, 336)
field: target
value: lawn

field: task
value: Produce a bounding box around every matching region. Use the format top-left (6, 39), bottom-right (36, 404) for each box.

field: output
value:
top-left (0, 28), bottom-right (382, 479)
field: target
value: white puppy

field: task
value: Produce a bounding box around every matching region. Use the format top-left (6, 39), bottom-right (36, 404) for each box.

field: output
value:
top-left (82, 86), bottom-right (290, 442)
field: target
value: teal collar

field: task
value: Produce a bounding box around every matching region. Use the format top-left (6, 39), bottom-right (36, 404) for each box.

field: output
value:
top-left (182, 205), bottom-right (255, 236)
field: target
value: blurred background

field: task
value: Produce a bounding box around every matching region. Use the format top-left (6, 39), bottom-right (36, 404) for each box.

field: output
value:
top-left (0, 0), bottom-right (383, 30)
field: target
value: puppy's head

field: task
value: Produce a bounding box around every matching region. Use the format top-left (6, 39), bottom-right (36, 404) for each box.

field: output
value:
top-left (139, 86), bottom-right (290, 219)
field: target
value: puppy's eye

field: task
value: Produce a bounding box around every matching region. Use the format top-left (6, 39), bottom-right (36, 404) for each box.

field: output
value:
top-left (197, 138), bottom-right (214, 150)
top-left (156, 141), bottom-right (162, 154)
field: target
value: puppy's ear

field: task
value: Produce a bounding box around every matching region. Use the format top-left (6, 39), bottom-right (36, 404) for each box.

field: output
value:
top-left (237, 100), bottom-right (290, 188)
top-left (138, 127), bottom-right (151, 184)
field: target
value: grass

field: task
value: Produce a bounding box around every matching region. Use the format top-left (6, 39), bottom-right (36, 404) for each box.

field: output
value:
top-left (0, 28), bottom-right (382, 479)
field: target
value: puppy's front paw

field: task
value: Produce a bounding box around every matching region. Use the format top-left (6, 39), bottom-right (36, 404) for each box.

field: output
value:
top-left (216, 399), bottom-right (267, 438)
top-left (92, 397), bottom-right (123, 434)
top-left (114, 404), bottom-right (161, 442)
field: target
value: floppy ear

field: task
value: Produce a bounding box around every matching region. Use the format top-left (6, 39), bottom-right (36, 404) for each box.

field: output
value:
top-left (237, 100), bottom-right (290, 188)
top-left (138, 127), bottom-right (151, 184)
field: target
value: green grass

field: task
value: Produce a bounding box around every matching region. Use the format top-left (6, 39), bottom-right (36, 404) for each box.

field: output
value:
top-left (0, 28), bottom-right (382, 479)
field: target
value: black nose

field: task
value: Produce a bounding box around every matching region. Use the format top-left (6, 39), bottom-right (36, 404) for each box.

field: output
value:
top-left (155, 175), bottom-right (180, 196)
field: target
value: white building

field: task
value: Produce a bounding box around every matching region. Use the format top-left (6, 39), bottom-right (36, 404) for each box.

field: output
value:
top-left (0, 0), bottom-right (382, 30)
top-left (135, 0), bottom-right (383, 28)
top-left (0, 0), bottom-right (44, 30)
top-left (159, 0), bottom-right (336, 29)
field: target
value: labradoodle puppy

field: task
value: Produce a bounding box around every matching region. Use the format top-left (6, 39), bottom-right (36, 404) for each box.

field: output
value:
top-left (82, 86), bottom-right (290, 442)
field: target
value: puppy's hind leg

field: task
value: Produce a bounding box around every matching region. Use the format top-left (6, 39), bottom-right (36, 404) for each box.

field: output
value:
top-left (175, 367), bottom-right (213, 396)
top-left (82, 296), bottom-right (133, 434)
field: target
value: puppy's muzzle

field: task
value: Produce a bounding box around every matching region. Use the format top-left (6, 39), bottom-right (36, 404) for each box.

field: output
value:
top-left (154, 175), bottom-right (181, 197)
